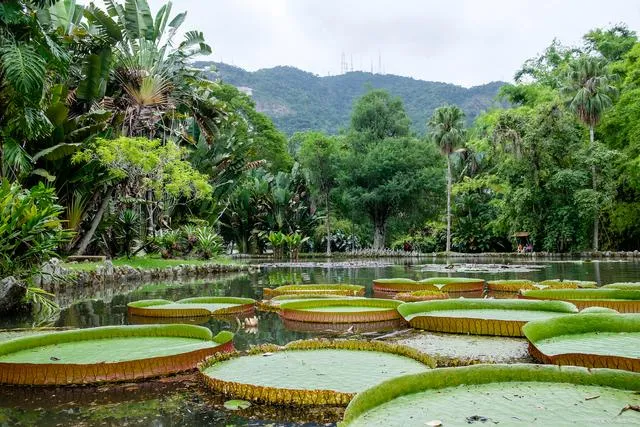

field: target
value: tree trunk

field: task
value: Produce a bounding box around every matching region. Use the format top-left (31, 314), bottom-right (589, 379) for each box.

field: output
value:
top-left (75, 187), bottom-right (114, 256)
top-left (590, 125), bottom-right (599, 251)
top-left (373, 218), bottom-right (386, 250)
top-left (325, 193), bottom-right (331, 256)
top-left (446, 154), bottom-right (452, 253)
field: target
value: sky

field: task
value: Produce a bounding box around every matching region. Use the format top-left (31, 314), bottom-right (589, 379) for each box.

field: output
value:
top-left (120, 0), bottom-right (639, 87)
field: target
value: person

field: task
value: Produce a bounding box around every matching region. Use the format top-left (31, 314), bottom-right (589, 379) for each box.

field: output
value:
top-left (517, 243), bottom-right (523, 253)
top-left (526, 243), bottom-right (533, 253)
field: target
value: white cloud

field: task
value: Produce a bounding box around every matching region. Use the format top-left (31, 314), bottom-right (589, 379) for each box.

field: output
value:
top-left (98, 0), bottom-right (640, 86)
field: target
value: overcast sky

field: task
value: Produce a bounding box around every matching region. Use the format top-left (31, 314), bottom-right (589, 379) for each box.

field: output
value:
top-left (132, 1), bottom-right (638, 87)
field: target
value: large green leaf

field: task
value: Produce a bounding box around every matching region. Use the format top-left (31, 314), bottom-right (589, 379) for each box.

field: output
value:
top-left (84, 4), bottom-right (122, 41)
top-left (76, 48), bottom-right (112, 103)
top-left (124, 0), bottom-right (154, 41)
top-left (32, 143), bottom-right (81, 162)
top-left (0, 42), bottom-right (46, 98)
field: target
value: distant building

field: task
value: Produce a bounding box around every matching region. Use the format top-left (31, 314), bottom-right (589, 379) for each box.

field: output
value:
top-left (238, 86), bottom-right (253, 96)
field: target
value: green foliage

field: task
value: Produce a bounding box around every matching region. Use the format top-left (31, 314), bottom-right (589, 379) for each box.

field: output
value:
top-left (0, 179), bottom-right (71, 277)
top-left (73, 137), bottom-right (212, 199)
top-left (206, 62), bottom-right (504, 135)
top-left (155, 225), bottom-right (223, 260)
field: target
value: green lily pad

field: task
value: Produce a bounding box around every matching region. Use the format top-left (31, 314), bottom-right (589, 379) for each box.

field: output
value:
top-left (340, 364), bottom-right (640, 426)
top-left (199, 340), bottom-right (434, 406)
top-left (398, 299), bottom-right (578, 337)
top-left (223, 399), bottom-right (251, 410)
top-left (521, 289), bottom-right (640, 313)
top-left (279, 298), bottom-right (402, 323)
top-left (0, 325), bottom-right (234, 385)
top-left (263, 284), bottom-right (365, 299)
top-left (127, 297), bottom-right (255, 317)
top-left (603, 282), bottom-right (640, 291)
top-left (523, 313), bottom-right (640, 371)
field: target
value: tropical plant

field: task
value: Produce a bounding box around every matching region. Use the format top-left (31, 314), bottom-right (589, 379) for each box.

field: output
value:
top-left (116, 208), bottom-right (139, 258)
top-left (428, 105), bottom-right (466, 253)
top-left (562, 55), bottom-right (618, 250)
top-left (285, 232), bottom-right (308, 260)
top-left (267, 231), bottom-right (287, 259)
top-left (0, 179), bottom-right (71, 277)
top-left (194, 226), bottom-right (223, 259)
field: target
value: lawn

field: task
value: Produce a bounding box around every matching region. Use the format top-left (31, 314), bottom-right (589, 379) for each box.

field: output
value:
top-left (61, 256), bottom-right (237, 272)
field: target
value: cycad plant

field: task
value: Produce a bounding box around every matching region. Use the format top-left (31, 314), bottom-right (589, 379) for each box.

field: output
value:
top-left (428, 105), bottom-right (466, 253)
top-left (562, 56), bottom-right (617, 251)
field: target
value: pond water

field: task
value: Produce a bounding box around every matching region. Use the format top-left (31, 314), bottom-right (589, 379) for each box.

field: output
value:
top-left (1, 257), bottom-right (639, 426)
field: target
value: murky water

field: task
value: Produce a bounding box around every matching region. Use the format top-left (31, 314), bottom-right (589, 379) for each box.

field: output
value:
top-left (1, 257), bottom-right (639, 426)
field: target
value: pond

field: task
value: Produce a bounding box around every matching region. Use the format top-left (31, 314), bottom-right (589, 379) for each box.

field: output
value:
top-left (1, 257), bottom-right (639, 426)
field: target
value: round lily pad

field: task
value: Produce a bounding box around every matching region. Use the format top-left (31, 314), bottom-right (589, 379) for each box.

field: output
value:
top-left (223, 399), bottom-right (251, 410)
top-left (603, 282), bottom-right (640, 291)
top-left (539, 279), bottom-right (597, 289)
top-left (520, 289), bottom-right (640, 313)
top-left (394, 290), bottom-right (449, 302)
top-left (419, 277), bottom-right (485, 293)
top-left (523, 313), bottom-right (640, 372)
top-left (127, 297), bottom-right (256, 318)
top-left (372, 278), bottom-right (423, 294)
top-left (487, 280), bottom-right (535, 292)
top-left (199, 339), bottom-right (434, 406)
top-left (263, 284), bottom-right (365, 299)
top-left (0, 325), bottom-right (234, 385)
top-left (278, 298), bottom-right (402, 323)
top-left (341, 364), bottom-right (640, 426)
top-left (257, 294), bottom-right (368, 312)
top-left (282, 318), bottom-right (407, 334)
top-left (397, 299), bottom-right (578, 337)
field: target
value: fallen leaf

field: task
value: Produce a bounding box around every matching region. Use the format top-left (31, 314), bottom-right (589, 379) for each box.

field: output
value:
top-left (585, 395), bottom-right (600, 401)
top-left (425, 420), bottom-right (442, 426)
top-left (618, 405), bottom-right (640, 416)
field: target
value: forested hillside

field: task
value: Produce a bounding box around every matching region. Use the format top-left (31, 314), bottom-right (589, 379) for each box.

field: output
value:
top-left (196, 62), bottom-right (505, 134)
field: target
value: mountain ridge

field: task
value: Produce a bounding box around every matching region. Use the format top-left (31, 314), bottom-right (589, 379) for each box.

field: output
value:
top-left (196, 61), bottom-right (507, 135)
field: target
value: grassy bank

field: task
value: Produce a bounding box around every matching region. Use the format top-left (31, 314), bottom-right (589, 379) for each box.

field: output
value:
top-left (61, 256), bottom-right (238, 272)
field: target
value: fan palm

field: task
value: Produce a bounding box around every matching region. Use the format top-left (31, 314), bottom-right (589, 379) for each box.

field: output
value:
top-left (563, 56), bottom-right (617, 251)
top-left (428, 105), bottom-right (466, 253)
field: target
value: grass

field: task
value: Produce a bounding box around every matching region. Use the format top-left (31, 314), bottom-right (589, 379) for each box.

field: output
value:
top-left (61, 255), bottom-right (238, 272)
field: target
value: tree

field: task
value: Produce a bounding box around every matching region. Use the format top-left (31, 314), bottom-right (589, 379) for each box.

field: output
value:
top-left (428, 105), bottom-right (466, 252)
top-left (563, 56), bottom-right (617, 250)
top-left (342, 137), bottom-right (443, 249)
top-left (350, 89), bottom-right (410, 144)
top-left (298, 132), bottom-right (342, 255)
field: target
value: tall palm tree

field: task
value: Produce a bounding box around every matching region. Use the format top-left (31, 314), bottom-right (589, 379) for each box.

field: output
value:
top-left (428, 105), bottom-right (466, 253)
top-left (563, 56), bottom-right (617, 251)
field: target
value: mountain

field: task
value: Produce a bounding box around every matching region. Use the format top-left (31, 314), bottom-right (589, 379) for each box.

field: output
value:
top-left (196, 62), bottom-right (507, 135)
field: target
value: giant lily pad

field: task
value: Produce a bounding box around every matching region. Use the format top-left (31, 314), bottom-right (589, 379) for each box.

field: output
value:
top-left (603, 282), bottom-right (640, 291)
top-left (418, 277), bottom-right (485, 293)
top-left (340, 364), bottom-right (640, 426)
top-left (257, 294), bottom-right (368, 312)
top-left (520, 289), bottom-right (640, 313)
top-left (394, 290), bottom-right (449, 302)
top-left (263, 284), bottom-right (365, 299)
top-left (278, 298), bottom-right (402, 323)
top-left (282, 318), bottom-right (408, 334)
top-left (127, 297), bottom-right (255, 318)
top-left (199, 339), bottom-right (434, 406)
top-left (0, 325), bottom-right (234, 385)
top-left (523, 313), bottom-right (640, 372)
top-left (397, 299), bottom-right (578, 337)
top-left (486, 279), bottom-right (535, 292)
top-left (539, 279), bottom-right (597, 289)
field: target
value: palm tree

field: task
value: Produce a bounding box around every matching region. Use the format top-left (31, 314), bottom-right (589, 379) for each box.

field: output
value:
top-left (563, 56), bottom-right (617, 251)
top-left (428, 105), bottom-right (466, 253)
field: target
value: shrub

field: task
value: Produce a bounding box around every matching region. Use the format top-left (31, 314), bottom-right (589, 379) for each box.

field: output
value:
top-left (155, 226), bottom-right (223, 259)
top-left (0, 180), bottom-right (71, 277)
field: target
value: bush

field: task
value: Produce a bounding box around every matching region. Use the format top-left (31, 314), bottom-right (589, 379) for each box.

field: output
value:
top-left (155, 226), bottom-right (223, 259)
top-left (0, 180), bottom-right (71, 277)
top-left (390, 221), bottom-right (446, 253)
